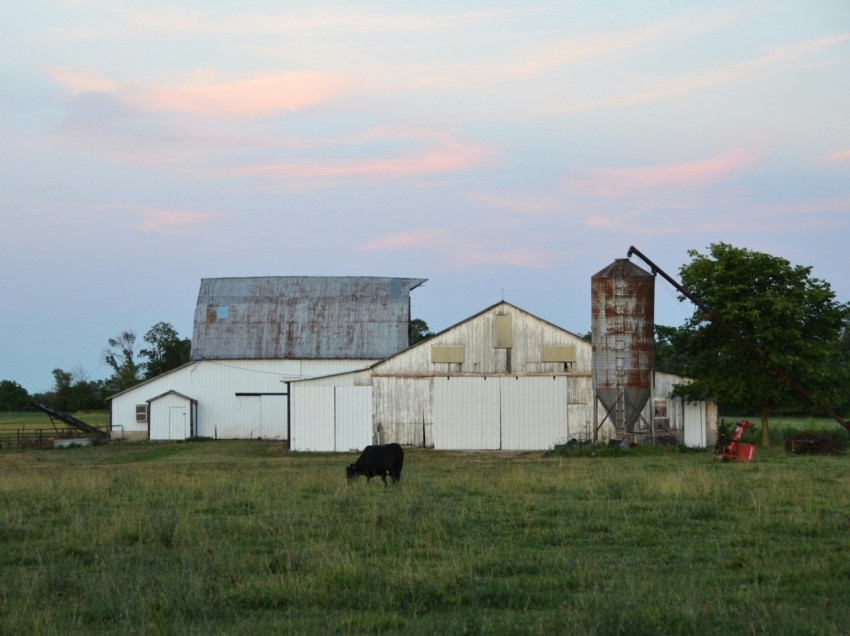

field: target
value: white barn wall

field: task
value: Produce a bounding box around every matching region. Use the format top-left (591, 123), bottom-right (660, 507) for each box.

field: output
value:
top-left (373, 376), bottom-right (432, 446)
top-left (373, 303), bottom-right (595, 450)
top-left (110, 359), bottom-right (375, 441)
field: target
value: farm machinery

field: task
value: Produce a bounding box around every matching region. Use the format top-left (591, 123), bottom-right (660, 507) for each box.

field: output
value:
top-left (714, 420), bottom-right (757, 462)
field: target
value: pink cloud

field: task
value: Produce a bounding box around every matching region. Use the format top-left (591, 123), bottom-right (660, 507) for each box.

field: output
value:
top-left (140, 72), bottom-right (353, 118)
top-left (569, 152), bottom-right (756, 197)
top-left (820, 150), bottom-right (850, 165)
top-left (229, 137), bottom-right (490, 181)
top-left (137, 210), bottom-right (221, 234)
top-left (360, 228), bottom-right (560, 270)
top-left (47, 67), bottom-right (353, 118)
top-left (45, 67), bottom-right (119, 94)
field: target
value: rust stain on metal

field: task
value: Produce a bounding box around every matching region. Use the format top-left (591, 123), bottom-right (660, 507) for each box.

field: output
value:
top-left (191, 277), bottom-right (426, 361)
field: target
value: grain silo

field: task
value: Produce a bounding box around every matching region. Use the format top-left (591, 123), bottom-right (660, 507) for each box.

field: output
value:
top-left (591, 258), bottom-right (655, 441)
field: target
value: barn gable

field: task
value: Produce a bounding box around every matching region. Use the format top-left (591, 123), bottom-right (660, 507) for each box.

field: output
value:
top-left (191, 276), bottom-right (426, 361)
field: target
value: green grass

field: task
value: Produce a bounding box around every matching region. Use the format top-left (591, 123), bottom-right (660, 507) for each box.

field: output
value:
top-left (0, 410), bottom-right (110, 430)
top-left (1, 441), bottom-right (850, 634)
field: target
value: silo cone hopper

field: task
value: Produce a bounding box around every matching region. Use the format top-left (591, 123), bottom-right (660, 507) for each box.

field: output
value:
top-left (595, 387), bottom-right (652, 434)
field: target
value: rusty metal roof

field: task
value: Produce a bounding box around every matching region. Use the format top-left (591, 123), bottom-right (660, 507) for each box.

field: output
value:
top-left (190, 276), bottom-right (426, 361)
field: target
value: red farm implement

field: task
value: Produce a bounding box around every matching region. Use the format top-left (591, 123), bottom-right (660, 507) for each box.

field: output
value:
top-left (714, 420), bottom-right (757, 462)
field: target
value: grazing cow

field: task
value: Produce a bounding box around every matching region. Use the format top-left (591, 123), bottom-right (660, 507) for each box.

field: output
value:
top-left (346, 443), bottom-right (404, 485)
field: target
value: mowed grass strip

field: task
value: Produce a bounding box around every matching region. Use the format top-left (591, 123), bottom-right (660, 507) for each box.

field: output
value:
top-left (1, 441), bottom-right (849, 635)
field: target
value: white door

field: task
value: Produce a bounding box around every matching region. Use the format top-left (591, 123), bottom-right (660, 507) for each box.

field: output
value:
top-left (684, 402), bottom-right (706, 448)
top-left (169, 406), bottom-right (187, 440)
top-left (335, 386), bottom-right (373, 451)
top-left (433, 377), bottom-right (500, 449)
top-left (290, 386), bottom-right (335, 451)
top-left (500, 376), bottom-right (568, 450)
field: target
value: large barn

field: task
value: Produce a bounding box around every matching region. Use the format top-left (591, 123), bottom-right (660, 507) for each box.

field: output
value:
top-left (108, 276), bottom-right (425, 441)
top-left (108, 274), bottom-right (716, 449)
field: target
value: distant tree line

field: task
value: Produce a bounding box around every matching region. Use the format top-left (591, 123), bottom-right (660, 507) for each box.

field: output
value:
top-left (0, 322), bottom-right (191, 412)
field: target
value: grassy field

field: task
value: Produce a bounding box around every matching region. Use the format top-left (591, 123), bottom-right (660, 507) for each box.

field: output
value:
top-left (0, 410), bottom-right (110, 431)
top-left (1, 440), bottom-right (849, 634)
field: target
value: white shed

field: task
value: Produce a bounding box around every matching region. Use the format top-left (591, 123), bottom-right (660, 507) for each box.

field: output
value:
top-left (148, 390), bottom-right (197, 441)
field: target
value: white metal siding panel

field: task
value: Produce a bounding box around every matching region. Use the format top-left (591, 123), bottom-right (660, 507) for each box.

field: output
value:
top-left (335, 386), bottom-right (373, 451)
top-left (261, 395), bottom-right (287, 439)
top-left (567, 404), bottom-right (588, 441)
top-left (568, 376), bottom-right (594, 440)
top-left (149, 403), bottom-right (170, 440)
top-left (290, 386), bottom-right (335, 451)
top-left (501, 376), bottom-right (568, 450)
top-left (433, 377), bottom-right (500, 449)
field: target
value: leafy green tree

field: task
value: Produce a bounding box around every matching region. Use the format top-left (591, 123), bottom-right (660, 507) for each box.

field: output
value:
top-left (654, 325), bottom-right (689, 376)
top-left (0, 380), bottom-right (31, 411)
top-left (104, 330), bottom-right (141, 391)
top-left (139, 322), bottom-right (191, 379)
top-left (674, 243), bottom-right (850, 446)
top-left (409, 318), bottom-right (434, 345)
top-left (46, 367), bottom-right (104, 411)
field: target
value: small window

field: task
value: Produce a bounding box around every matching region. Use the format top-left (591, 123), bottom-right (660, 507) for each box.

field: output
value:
top-left (136, 404), bottom-right (148, 423)
top-left (654, 399), bottom-right (668, 418)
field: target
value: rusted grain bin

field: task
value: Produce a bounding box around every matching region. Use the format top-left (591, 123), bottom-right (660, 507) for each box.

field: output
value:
top-left (591, 259), bottom-right (654, 437)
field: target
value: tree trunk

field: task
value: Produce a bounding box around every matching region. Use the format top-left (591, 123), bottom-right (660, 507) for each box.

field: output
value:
top-left (760, 409), bottom-right (770, 448)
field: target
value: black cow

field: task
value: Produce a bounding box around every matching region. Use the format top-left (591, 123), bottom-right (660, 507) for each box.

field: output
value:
top-left (346, 443), bottom-right (404, 485)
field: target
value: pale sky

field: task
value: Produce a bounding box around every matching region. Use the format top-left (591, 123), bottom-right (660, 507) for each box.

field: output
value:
top-left (2, 1), bottom-right (849, 393)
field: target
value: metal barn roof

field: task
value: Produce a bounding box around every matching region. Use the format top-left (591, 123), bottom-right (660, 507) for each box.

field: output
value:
top-left (190, 276), bottom-right (426, 361)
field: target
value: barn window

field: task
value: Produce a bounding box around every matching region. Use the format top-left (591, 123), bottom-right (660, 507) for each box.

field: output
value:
top-left (136, 404), bottom-right (148, 423)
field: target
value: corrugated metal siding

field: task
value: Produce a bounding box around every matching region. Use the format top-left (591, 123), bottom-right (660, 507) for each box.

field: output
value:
top-left (191, 276), bottom-right (425, 361)
top-left (501, 376), bottom-right (568, 450)
top-left (433, 377), bottom-right (501, 449)
top-left (334, 387), bottom-right (373, 451)
top-left (290, 386), bottom-right (335, 451)
top-left (289, 384), bottom-right (373, 451)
